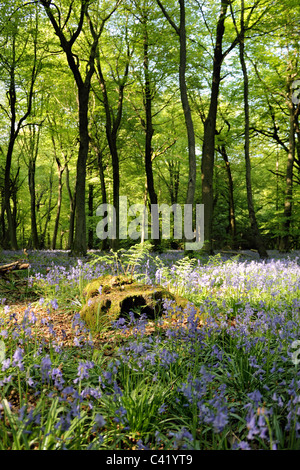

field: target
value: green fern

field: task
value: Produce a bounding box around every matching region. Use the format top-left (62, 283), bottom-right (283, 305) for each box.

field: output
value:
top-left (89, 243), bottom-right (153, 277)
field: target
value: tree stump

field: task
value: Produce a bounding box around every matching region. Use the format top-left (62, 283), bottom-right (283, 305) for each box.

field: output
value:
top-left (80, 274), bottom-right (190, 331)
top-left (0, 261), bottom-right (29, 278)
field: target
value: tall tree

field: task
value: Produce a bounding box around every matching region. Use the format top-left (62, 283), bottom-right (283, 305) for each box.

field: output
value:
top-left (92, 6), bottom-right (131, 250)
top-left (198, 0), bottom-right (239, 253)
top-left (156, 0), bottom-right (196, 210)
top-left (0, 5), bottom-right (41, 249)
top-left (39, 0), bottom-right (119, 255)
top-left (20, 123), bottom-right (43, 249)
top-left (231, 0), bottom-right (268, 258)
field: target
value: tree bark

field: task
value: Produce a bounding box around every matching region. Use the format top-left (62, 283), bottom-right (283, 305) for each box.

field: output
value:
top-left (201, 0), bottom-right (231, 253)
top-left (95, 36), bottom-right (129, 251)
top-left (72, 83), bottom-right (90, 254)
top-left (28, 158), bottom-right (39, 249)
top-left (156, 0), bottom-right (196, 208)
top-left (279, 81), bottom-right (296, 252)
top-left (142, 13), bottom-right (160, 248)
top-left (88, 183), bottom-right (94, 249)
top-left (52, 166), bottom-right (64, 250)
top-left (65, 162), bottom-right (76, 251)
top-left (218, 145), bottom-right (237, 247)
top-left (40, 0), bottom-right (109, 255)
top-left (178, 0), bottom-right (196, 208)
top-left (239, 0), bottom-right (268, 259)
top-left (96, 146), bottom-right (109, 251)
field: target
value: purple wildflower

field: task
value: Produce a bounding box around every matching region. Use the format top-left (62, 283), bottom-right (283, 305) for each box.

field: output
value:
top-left (12, 347), bottom-right (24, 371)
top-left (74, 361), bottom-right (94, 383)
top-left (92, 414), bottom-right (106, 431)
top-left (41, 355), bottom-right (52, 381)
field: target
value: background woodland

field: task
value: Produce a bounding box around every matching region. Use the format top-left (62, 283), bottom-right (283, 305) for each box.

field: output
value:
top-left (0, 0), bottom-right (299, 256)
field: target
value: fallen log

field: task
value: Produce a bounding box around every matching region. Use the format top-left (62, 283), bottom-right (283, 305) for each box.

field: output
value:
top-left (0, 261), bottom-right (30, 277)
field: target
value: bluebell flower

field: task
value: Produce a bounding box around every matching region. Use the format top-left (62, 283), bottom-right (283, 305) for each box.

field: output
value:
top-left (113, 406), bottom-right (128, 424)
top-left (137, 439), bottom-right (149, 450)
top-left (51, 368), bottom-right (65, 390)
top-left (169, 428), bottom-right (193, 449)
top-left (74, 361), bottom-right (94, 383)
top-left (158, 403), bottom-right (167, 413)
top-left (41, 355), bottom-right (52, 381)
top-left (234, 441), bottom-right (251, 450)
top-left (92, 413), bottom-right (106, 431)
top-left (2, 358), bottom-right (11, 371)
top-left (12, 347), bottom-right (24, 371)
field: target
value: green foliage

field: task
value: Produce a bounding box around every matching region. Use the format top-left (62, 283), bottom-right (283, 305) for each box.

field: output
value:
top-left (89, 243), bottom-right (153, 276)
top-left (0, 0), bottom-right (299, 252)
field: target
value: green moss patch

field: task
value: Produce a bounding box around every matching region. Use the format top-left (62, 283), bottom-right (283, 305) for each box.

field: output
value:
top-left (80, 274), bottom-right (190, 331)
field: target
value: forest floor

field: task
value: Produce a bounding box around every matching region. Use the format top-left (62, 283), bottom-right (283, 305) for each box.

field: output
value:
top-left (1, 247), bottom-right (300, 450)
top-left (1, 247), bottom-right (299, 357)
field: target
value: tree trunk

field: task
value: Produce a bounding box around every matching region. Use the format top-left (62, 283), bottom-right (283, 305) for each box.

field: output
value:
top-left (28, 159), bottom-right (39, 249)
top-left (40, 166), bottom-right (54, 249)
top-left (201, 0), bottom-right (230, 254)
top-left (4, 56), bottom-right (18, 250)
top-left (143, 14), bottom-right (159, 248)
top-left (95, 39), bottom-right (129, 252)
top-left (110, 139), bottom-right (120, 252)
top-left (178, 0), bottom-right (196, 208)
top-left (52, 167), bottom-right (64, 250)
top-left (239, 0), bottom-right (268, 259)
top-left (4, 142), bottom-right (18, 250)
top-left (72, 84), bottom-right (89, 255)
top-left (65, 163), bottom-right (76, 251)
top-left (88, 183), bottom-right (94, 249)
top-left (279, 84), bottom-right (296, 252)
top-left (156, 0), bottom-right (196, 217)
top-left (219, 145), bottom-right (237, 247)
top-left (40, 0), bottom-right (105, 255)
top-left (96, 147), bottom-right (109, 251)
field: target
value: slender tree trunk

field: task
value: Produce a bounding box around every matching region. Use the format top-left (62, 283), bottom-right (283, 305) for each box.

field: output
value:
top-left (95, 39), bottom-right (129, 252)
top-left (142, 14), bottom-right (160, 248)
top-left (25, 124), bottom-right (41, 250)
top-left (201, 0), bottom-right (230, 253)
top-left (72, 84), bottom-right (90, 254)
top-left (4, 141), bottom-right (18, 250)
top-left (40, 167), bottom-right (54, 248)
top-left (0, 191), bottom-right (5, 246)
top-left (168, 160), bottom-right (180, 205)
top-left (219, 145), bottom-right (237, 247)
top-left (156, 0), bottom-right (196, 210)
top-left (4, 48), bottom-right (18, 250)
top-left (110, 139), bottom-right (120, 252)
top-left (96, 147), bottom-right (109, 251)
top-left (239, 0), bottom-right (268, 259)
top-left (65, 163), bottom-right (76, 251)
top-left (88, 183), bottom-right (94, 249)
top-left (2, 20), bottom-right (39, 250)
top-left (28, 159), bottom-right (39, 249)
top-left (52, 167), bottom-right (64, 250)
top-left (178, 0), bottom-right (196, 208)
top-left (279, 85), bottom-right (296, 252)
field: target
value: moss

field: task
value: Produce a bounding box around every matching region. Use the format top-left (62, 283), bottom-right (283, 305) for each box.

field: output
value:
top-left (80, 274), bottom-right (200, 332)
top-left (82, 274), bottom-right (135, 300)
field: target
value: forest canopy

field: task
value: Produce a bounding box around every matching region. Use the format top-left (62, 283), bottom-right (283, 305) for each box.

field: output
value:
top-left (0, 0), bottom-right (299, 256)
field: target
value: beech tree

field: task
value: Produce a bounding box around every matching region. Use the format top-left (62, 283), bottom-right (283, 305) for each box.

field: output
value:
top-left (156, 0), bottom-right (196, 210)
top-left (0, 4), bottom-right (42, 249)
top-left (39, 0), bottom-right (120, 255)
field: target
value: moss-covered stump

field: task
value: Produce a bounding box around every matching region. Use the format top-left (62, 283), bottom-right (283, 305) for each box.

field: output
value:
top-left (80, 274), bottom-right (189, 331)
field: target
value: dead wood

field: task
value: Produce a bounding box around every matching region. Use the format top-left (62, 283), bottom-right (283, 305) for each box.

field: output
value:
top-left (0, 261), bottom-right (30, 277)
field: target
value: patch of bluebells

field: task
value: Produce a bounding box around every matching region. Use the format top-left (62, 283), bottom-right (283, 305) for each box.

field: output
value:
top-left (1, 251), bottom-right (300, 449)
